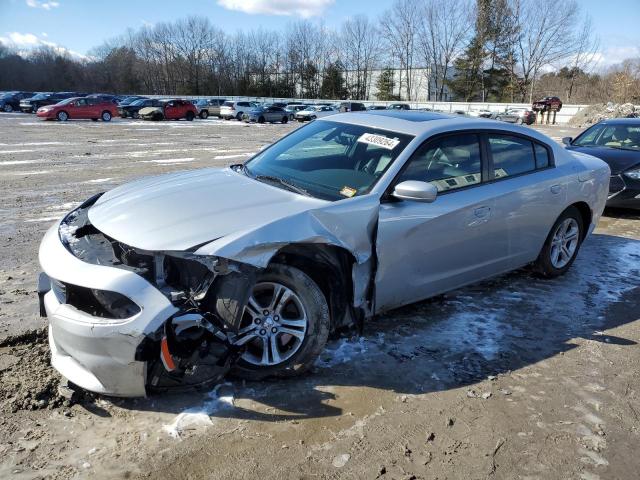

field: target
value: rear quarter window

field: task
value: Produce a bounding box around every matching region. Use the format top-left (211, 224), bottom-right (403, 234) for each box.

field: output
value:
top-left (488, 135), bottom-right (536, 178)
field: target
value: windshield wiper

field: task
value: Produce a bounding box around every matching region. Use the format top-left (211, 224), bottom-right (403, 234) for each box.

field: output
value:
top-left (254, 175), bottom-right (313, 197)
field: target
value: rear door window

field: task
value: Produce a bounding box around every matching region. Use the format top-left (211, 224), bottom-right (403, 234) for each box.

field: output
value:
top-left (487, 134), bottom-right (536, 178)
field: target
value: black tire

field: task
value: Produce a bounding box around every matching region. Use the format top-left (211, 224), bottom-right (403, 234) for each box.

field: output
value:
top-left (200, 110), bottom-right (209, 119)
top-left (230, 264), bottom-right (330, 380)
top-left (533, 206), bottom-right (584, 278)
top-left (56, 111), bottom-right (68, 121)
top-left (3, 104), bottom-right (13, 112)
top-left (186, 111), bottom-right (195, 121)
top-left (258, 116), bottom-right (265, 124)
top-left (282, 116), bottom-right (288, 124)
top-left (236, 112), bottom-right (243, 121)
top-left (152, 113), bottom-right (163, 121)
top-left (133, 111), bottom-right (140, 119)
top-left (516, 117), bottom-right (523, 124)
top-left (101, 111), bottom-right (112, 122)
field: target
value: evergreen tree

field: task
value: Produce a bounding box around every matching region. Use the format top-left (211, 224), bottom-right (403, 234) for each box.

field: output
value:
top-left (375, 67), bottom-right (399, 101)
top-left (320, 61), bottom-right (347, 99)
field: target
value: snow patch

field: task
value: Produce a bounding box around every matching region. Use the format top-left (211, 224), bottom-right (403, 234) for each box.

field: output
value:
top-left (162, 383), bottom-right (234, 439)
top-left (85, 178), bottom-right (113, 184)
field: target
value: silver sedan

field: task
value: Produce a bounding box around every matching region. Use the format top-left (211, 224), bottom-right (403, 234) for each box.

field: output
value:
top-left (38, 111), bottom-right (609, 396)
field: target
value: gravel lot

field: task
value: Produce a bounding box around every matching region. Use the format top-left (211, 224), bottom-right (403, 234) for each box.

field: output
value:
top-left (0, 113), bottom-right (638, 480)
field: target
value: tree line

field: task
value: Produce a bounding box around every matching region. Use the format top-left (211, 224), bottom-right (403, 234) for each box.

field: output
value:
top-left (0, 0), bottom-right (638, 104)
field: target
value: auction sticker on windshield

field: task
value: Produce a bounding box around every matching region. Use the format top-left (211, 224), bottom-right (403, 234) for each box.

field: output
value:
top-left (357, 133), bottom-right (401, 150)
top-left (339, 186), bottom-right (357, 198)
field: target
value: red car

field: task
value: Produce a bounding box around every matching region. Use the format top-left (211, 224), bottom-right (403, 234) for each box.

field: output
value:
top-left (532, 96), bottom-right (563, 112)
top-left (139, 99), bottom-right (198, 121)
top-left (36, 97), bottom-right (119, 121)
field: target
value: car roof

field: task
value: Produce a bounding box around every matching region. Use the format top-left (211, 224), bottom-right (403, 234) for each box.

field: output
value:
top-left (320, 110), bottom-right (557, 142)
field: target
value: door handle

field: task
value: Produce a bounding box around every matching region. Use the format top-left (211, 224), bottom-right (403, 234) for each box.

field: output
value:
top-left (550, 184), bottom-right (562, 194)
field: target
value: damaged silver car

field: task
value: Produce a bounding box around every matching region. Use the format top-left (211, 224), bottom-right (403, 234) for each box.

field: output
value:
top-left (38, 111), bottom-right (610, 397)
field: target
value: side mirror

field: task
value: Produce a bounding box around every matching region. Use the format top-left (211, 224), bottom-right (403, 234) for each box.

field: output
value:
top-left (562, 137), bottom-right (573, 146)
top-left (392, 180), bottom-right (438, 203)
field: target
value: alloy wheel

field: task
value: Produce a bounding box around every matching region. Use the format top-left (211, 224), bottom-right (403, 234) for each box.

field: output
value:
top-left (550, 218), bottom-right (579, 268)
top-left (232, 282), bottom-right (308, 366)
top-left (3, 104), bottom-right (13, 112)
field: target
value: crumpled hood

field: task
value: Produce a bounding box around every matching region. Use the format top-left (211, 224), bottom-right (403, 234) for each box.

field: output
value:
top-left (88, 168), bottom-right (327, 251)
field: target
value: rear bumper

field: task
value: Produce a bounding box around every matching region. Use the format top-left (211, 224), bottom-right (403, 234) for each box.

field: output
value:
top-left (39, 223), bottom-right (178, 396)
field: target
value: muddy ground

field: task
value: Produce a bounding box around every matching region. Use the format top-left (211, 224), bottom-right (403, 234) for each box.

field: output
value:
top-left (0, 113), bottom-right (638, 480)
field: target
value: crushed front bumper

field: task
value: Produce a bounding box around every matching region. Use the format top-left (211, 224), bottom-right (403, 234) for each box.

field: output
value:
top-left (39, 223), bottom-right (178, 396)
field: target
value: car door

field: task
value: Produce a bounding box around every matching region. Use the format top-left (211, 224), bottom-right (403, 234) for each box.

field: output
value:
top-left (164, 101), bottom-right (179, 119)
top-left (375, 132), bottom-right (509, 312)
top-left (483, 133), bottom-right (565, 267)
top-left (69, 98), bottom-right (89, 118)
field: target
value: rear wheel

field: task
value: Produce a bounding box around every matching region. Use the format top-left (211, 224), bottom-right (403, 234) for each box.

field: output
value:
top-left (282, 116), bottom-right (288, 124)
top-left (236, 112), bottom-right (243, 121)
top-left (3, 104), bottom-right (13, 112)
top-left (186, 111), bottom-right (195, 121)
top-left (101, 111), bottom-right (112, 122)
top-left (229, 264), bottom-right (329, 380)
top-left (533, 206), bottom-right (584, 277)
top-left (258, 116), bottom-right (265, 124)
top-left (516, 117), bottom-right (523, 124)
top-left (56, 111), bottom-right (68, 121)
top-left (200, 110), bottom-right (209, 119)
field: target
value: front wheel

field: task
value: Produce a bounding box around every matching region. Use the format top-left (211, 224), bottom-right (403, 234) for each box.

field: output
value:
top-left (101, 111), bottom-right (112, 122)
top-left (282, 116), bottom-right (288, 124)
top-left (3, 104), bottom-right (13, 112)
top-left (200, 110), bottom-right (209, 119)
top-left (229, 264), bottom-right (329, 380)
top-left (533, 206), bottom-right (584, 277)
top-left (56, 111), bottom-right (68, 121)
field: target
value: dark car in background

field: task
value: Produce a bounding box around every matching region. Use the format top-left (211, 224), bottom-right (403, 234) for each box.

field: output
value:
top-left (564, 118), bottom-right (640, 209)
top-left (118, 98), bottom-right (164, 118)
top-left (491, 108), bottom-right (536, 125)
top-left (192, 98), bottom-right (226, 119)
top-left (87, 94), bottom-right (122, 105)
top-left (0, 91), bottom-right (35, 112)
top-left (242, 105), bottom-right (291, 123)
top-left (338, 102), bottom-right (366, 112)
top-left (367, 105), bottom-right (387, 110)
top-left (20, 92), bottom-right (80, 113)
top-left (118, 95), bottom-right (148, 106)
top-left (388, 103), bottom-right (410, 110)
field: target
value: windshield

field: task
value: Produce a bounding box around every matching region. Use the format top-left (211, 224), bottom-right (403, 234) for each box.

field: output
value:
top-left (244, 120), bottom-right (413, 201)
top-left (32, 93), bottom-right (50, 100)
top-left (56, 98), bottom-right (76, 105)
top-left (573, 124), bottom-right (640, 150)
top-left (130, 99), bottom-right (145, 106)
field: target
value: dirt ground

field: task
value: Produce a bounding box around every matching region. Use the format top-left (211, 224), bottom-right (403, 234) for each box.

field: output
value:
top-left (0, 113), bottom-right (638, 480)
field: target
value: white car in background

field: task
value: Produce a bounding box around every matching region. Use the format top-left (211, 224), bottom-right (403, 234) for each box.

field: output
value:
top-left (220, 100), bottom-right (258, 121)
top-left (294, 105), bottom-right (337, 122)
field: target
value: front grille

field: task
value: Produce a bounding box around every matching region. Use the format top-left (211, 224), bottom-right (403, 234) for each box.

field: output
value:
top-left (51, 279), bottom-right (140, 319)
top-left (609, 175), bottom-right (625, 195)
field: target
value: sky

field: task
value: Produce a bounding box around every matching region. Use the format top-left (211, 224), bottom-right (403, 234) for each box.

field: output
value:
top-left (0, 0), bottom-right (638, 69)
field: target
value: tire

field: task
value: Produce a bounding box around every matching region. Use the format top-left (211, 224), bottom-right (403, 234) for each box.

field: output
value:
top-left (282, 116), bottom-right (288, 124)
top-left (3, 104), bottom-right (13, 112)
top-left (533, 206), bottom-right (584, 278)
top-left (230, 264), bottom-right (330, 380)
top-left (101, 111), bottom-right (112, 122)
top-left (236, 112), bottom-right (243, 121)
top-left (200, 110), bottom-right (209, 119)
top-left (133, 111), bottom-right (140, 119)
top-left (310, 115), bottom-right (317, 120)
top-left (258, 116), bottom-right (265, 124)
top-left (152, 113), bottom-right (163, 121)
top-left (496, 116), bottom-right (502, 122)
top-left (186, 111), bottom-right (195, 121)
top-left (516, 117), bottom-right (523, 124)
top-left (56, 111), bottom-right (68, 121)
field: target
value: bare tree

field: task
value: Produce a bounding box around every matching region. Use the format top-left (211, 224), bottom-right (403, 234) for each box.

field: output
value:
top-left (418, 0), bottom-right (472, 101)
top-left (379, 0), bottom-right (421, 100)
top-left (341, 15), bottom-right (380, 99)
top-left (512, 0), bottom-right (582, 102)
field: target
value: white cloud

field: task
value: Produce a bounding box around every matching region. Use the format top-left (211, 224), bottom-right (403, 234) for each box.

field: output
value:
top-left (0, 31), bottom-right (87, 60)
top-left (26, 0), bottom-right (60, 10)
top-left (217, 0), bottom-right (334, 18)
top-left (592, 45), bottom-right (640, 70)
